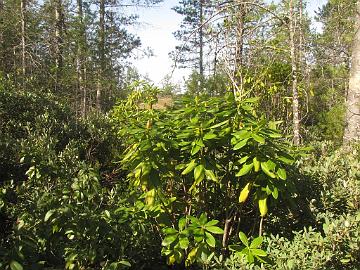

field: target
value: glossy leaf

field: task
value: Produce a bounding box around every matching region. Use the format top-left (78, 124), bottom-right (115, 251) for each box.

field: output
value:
top-left (162, 234), bottom-right (178, 246)
top-left (206, 226), bottom-right (224, 234)
top-left (253, 157), bottom-right (260, 172)
top-left (203, 133), bottom-right (217, 140)
top-left (261, 162), bottom-right (276, 178)
top-left (205, 232), bottom-right (216, 247)
top-left (252, 249), bottom-right (267, 257)
top-left (44, 210), bottom-right (55, 222)
top-left (182, 160), bottom-right (197, 175)
top-left (10, 261), bottom-right (23, 270)
top-left (251, 133), bottom-right (265, 144)
top-left (236, 163), bottom-right (254, 177)
top-left (239, 231), bottom-right (249, 246)
top-left (204, 169), bottom-right (218, 182)
top-left (250, 236), bottom-right (263, 249)
top-left (179, 236), bottom-right (189, 249)
top-left (205, 219), bottom-right (219, 226)
top-left (277, 167), bottom-right (287, 180)
top-left (233, 139), bottom-right (248, 150)
top-left (258, 197), bottom-right (268, 217)
top-left (194, 165), bottom-right (205, 182)
top-left (239, 182), bottom-right (252, 203)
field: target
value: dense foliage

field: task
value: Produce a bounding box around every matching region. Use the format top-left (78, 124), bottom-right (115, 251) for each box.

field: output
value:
top-left (1, 82), bottom-right (359, 269)
top-left (0, 0), bottom-right (359, 269)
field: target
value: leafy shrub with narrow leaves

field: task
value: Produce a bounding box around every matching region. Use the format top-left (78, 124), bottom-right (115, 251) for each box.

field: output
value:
top-left (111, 85), bottom-right (298, 268)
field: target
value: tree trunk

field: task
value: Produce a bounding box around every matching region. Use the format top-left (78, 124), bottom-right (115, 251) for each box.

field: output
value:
top-left (235, 0), bottom-right (244, 71)
top-left (54, 0), bottom-right (64, 92)
top-left (20, 0), bottom-right (26, 85)
top-left (343, 0), bottom-right (360, 143)
top-left (76, 0), bottom-right (87, 117)
top-left (0, 0), bottom-right (2, 71)
top-left (199, 0), bottom-right (204, 92)
top-left (97, 0), bottom-right (105, 111)
top-left (289, 0), bottom-right (300, 145)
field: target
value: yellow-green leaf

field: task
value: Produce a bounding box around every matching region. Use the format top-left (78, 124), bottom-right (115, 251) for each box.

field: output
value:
top-left (239, 182), bottom-right (252, 203)
top-left (185, 247), bottom-right (199, 266)
top-left (253, 157), bottom-right (260, 172)
top-left (10, 261), bottom-right (23, 270)
top-left (234, 139), bottom-right (248, 150)
top-left (194, 165), bottom-right (205, 182)
top-left (260, 162), bottom-right (276, 178)
top-left (258, 197), bottom-right (268, 217)
top-left (277, 167), bottom-right (287, 180)
top-left (145, 189), bottom-right (156, 206)
top-left (182, 160), bottom-right (197, 175)
top-left (205, 169), bottom-right (218, 182)
top-left (236, 163), bottom-right (254, 177)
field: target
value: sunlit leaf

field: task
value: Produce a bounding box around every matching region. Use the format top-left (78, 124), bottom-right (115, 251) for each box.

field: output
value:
top-left (236, 163), bottom-right (254, 177)
top-left (239, 231), bottom-right (249, 246)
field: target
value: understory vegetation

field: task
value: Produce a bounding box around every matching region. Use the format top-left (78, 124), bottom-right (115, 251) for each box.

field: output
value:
top-left (0, 85), bottom-right (359, 270)
top-left (1, 0), bottom-right (360, 269)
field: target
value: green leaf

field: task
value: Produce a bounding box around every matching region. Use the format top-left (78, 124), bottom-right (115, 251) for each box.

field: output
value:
top-left (162, 234), bottom-right (178, 246)
top-left (179, 236), bottom-right (189, 249)
top-left (233, 130), bottom-right (250, 140)
top-left (191, 144), bottom-right (202, 155)
top-left (204, 169), bottom-right (218, 182)
top-left (205, 220), bottom-right (219, 226)
top-left (210, 120), bottom-right (229, 129)
top-left (239, 156), bottom-right (249, 164)
top-left (199, 213), bottom-right (208, 225)
top-left (233, 139), bottom-right (248, 150)
top-left (236, 163), bottom-right (254, 177)
top-left (205, 232), bottom-right (216, 247)
top-left (258, 197), bottom-right (268, 217)
top-left (253, 157), bottom-right (260, 172)
top-left (252, 249), bottom-right (267, 257)
top-left (189, 169), bottom-right (205, 192)
top-left (247, 252), bottom-right (254, 264)
top-left (272, 187), bottom-right (279, 199)
top-left (277, 167), bottom-right (287, 180)
top-left (164, 228), bottom-right (178, 235)
top-left (194, 165), bottom-right (205, 182)
top-left (206, 226), bottom-right (224, 234)
top-left (193, 229), bottom-right (205, 242)
top-left (251, 133), bottom-right (265, 144)
top-left (44, 210), bottom-right (55, 222)
top-left (239, 232), bottom-right (249, 246)
top-left (182, 160), bottom-right (197, 175)
top-left (185, 247), bottom-right (198, 266)
top-left (178, 217), bottom-right (186, 231)
top-left (119, 260), bottom-right (132, 267)
top-left (250, 236), bottom-right (263, 248)
top-left (10, 261), bottom-right (23, 270)
top-left (278, 155), bottom-right (294, 165)
top-left (203, 133), bottom-right (217, 140)
top-left (260, 162), bottom-right (276, 178)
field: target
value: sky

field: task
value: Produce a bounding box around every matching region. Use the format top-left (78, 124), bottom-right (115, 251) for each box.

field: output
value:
top-left (130, 0), bottom-right (328, 86)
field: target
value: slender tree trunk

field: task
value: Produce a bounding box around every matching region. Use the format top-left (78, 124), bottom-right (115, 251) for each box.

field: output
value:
top-left (343, 0), bottom-right (360, 143)
top-left (234, 0), bottom-right (245, 92)
top-left (54, 0), bottom-right (64, 92)
top-left (235, 0), bottom-right (244, 70)
top-left (76, 0), bottom-right (87, 117)
top-left (199, 0), bottom-right (204, 92)
top-left (97, 0), bottom-right (105, 111)
top-left (289, 0), bottom-right (300, 145)
top-left (20, 0), bottom-right (26, 85)
top-left (0, 0), bottom-right (4, 72)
